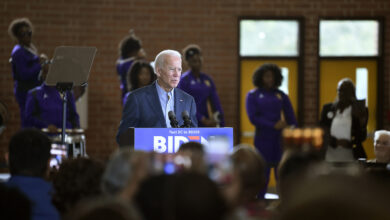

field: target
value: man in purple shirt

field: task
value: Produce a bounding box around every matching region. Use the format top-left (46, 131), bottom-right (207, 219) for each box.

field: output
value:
top-left (178, 45), bottom-right (225, 127)
top-left (8, 18), bottom-right (48, 127)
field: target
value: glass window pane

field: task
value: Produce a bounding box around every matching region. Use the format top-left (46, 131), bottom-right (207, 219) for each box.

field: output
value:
top-left (320, 20), bottom-right (379, 56)
top-left (356, 67), bottom-right (368, 105)
top-left (240, 20), bottom-right (299, 56)
top-left (280, 67), bottom-right (289, 95)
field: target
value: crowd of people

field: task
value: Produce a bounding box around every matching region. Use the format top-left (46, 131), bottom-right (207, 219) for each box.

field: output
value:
top-left (2, 127), bottom-right (390, 220)
top-left (3, 17), bottom-right (390, 220)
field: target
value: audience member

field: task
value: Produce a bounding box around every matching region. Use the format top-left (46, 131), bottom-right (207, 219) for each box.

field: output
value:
top-left (178, 44), bottom-right (225, 127)
top-left (101, 149), bottom-right (150, 201)
top-left (246, 63), bottom-right (297, 199)
top-left (320, 78), bottom-right (368, 162)
top-left (116, 30), bottom-right (145, 101)
top-left (226, 144), bottom-right (271, 220)
top-left (52, 157), bottom-right (104, 217)
top-left (134, 174), bottom-right (174, 220)
top-left (65, 196), bottom-right (142, 220)
top-left (371, 130), bottom-right (390, 163)
top-left (176, 141), bottom-right (207, 174)
top-left (276, 174), bottom-right (390, 220)
top-left (6, 128), bottom-right (60, 220)
top-left (277, 151), bottom-right (325, 207)
top-left (8, 18), bottom-right (48, 127)
top-left (122, 60), bottom-right (156, 105)
top-left (0, 182), bottom-right (32, 220)
top-left (166, 172), bottom-right (227, 220)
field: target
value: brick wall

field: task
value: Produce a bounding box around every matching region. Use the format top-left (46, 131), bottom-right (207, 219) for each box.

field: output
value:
top-left (1, 0), bottom-right (389, 160)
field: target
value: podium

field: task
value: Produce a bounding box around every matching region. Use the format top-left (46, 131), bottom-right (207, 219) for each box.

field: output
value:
top-left (119, 127), bottom-right (234, 154)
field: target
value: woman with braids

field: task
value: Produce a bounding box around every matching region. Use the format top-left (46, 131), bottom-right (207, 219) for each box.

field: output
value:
top-left (116, 30), bottom-right (146, 102)
top-left (178, 44), bottom-right (225, 127)
top-left (246, 63), bottom-right (297, 199)
top-left (8, 18), bottom-right (48, 127)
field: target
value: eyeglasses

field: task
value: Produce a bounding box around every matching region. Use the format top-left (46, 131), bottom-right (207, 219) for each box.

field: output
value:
top-left (19, 30), bottom-right (32, 37)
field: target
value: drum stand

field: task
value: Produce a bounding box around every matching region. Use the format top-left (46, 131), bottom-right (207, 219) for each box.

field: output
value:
top-left (57, 82), bottom-right (74, 157)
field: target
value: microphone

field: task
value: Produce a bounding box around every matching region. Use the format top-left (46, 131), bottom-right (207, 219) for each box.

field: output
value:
top-left (181, 110), bottom-right (192, 128)
top-left (168, 111), bottom-right (179, 128)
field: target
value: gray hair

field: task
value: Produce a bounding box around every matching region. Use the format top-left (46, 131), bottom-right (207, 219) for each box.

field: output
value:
top-left (101, 148), bottom-right (134, 195)
top-left (374, 130), bottom-right (390, 143)
top-left (153, 49), bottom-right (181, 73)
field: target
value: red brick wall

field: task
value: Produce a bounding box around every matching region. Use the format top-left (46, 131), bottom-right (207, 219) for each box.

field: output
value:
top-left (1, 0), bottom-right (389, 160)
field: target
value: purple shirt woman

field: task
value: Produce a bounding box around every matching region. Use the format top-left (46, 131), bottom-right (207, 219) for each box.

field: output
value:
top-left (246, 63), bottom-right (297, 198)
top-left (8, 18), bottom-right (48, 127)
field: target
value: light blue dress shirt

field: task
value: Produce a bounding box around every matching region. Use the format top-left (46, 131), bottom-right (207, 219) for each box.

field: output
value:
top-left (156, 81), bottom-right (175, 127)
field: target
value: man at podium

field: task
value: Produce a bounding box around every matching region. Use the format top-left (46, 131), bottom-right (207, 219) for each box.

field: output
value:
top-left (116, 49), bottom-right (198, 144)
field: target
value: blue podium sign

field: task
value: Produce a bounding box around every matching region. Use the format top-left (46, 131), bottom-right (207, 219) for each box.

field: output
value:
top-left (134, 127), bottom-right (233, 154)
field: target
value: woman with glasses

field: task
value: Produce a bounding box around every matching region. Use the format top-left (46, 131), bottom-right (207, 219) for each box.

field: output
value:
top-left (8, 18), bottom-right (48, 127)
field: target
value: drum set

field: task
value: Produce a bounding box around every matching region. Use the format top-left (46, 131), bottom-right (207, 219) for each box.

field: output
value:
top-left (42, 128), bottom-right (87, 168)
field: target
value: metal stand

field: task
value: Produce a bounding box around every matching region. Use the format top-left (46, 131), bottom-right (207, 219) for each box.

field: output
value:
top-left (56, 82), bottom-right (74, 156)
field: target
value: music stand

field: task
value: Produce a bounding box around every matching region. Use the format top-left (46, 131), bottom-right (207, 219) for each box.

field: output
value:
top-left (45, 46), bottom-right (97, 156)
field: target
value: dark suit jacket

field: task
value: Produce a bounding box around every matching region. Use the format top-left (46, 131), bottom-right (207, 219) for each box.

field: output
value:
top-left (116, 81), bottom-right (198, 144)
top-left (319, 102), bottom-right (368, 159)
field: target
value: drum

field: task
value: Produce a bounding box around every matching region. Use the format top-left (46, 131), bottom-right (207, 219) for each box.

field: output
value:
top-left (42, 128), bottom-right (87, 159)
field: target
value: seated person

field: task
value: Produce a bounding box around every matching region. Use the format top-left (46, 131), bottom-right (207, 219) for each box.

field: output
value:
top-left (24, 69), bottom-right (79, 131)
top-left (52, 157), bottom-right (104, 217)
top-left (6, 128), bottom-right (60, 220)
top-left (368, 130), bottom-right (390, 163)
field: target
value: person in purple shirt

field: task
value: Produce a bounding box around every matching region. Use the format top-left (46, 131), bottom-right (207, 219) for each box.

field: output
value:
top-left (116, 29), bottom-right (146, 102)
top-left (24, 69), bottom-right (80, 130)
top-left (122, 60), bottom-right (156, 105)
top-left (178, 44), bottom-right (225, 127)
top-left (8, 18), bottom-right (49, 127)
top-left (6, 128), bottom-right (60, 220)
top-left (246, 63), bottom-right (297, 199)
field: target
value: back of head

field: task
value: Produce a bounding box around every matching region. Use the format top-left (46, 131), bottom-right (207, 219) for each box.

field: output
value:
top-left (66, 196), bottom-right (141, 220)
top-left (153, 49), bottom-right (181, 73)
top-left (169, 172), bottom-right (227, 220)
top-left (102, 149), bottom-right (133, 195)
top-left (8, 128), bottom-right (51, 177)
top-left (102, 149), bottom-right (149, 196)
top-left (277, 174), bottom-right (390, 220)
top-left (178, 141), bottom-right (204, 155)
top-left (231, 145), bottom-right (266, 202)
top-left (52, 157), bottom-right (105, 215)
top-left (134, 174), bottom-right (174, 220)
top-left (0, 183), bottom-right (32, 220)
top-left (278, 151), bottom-right (323, 201)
